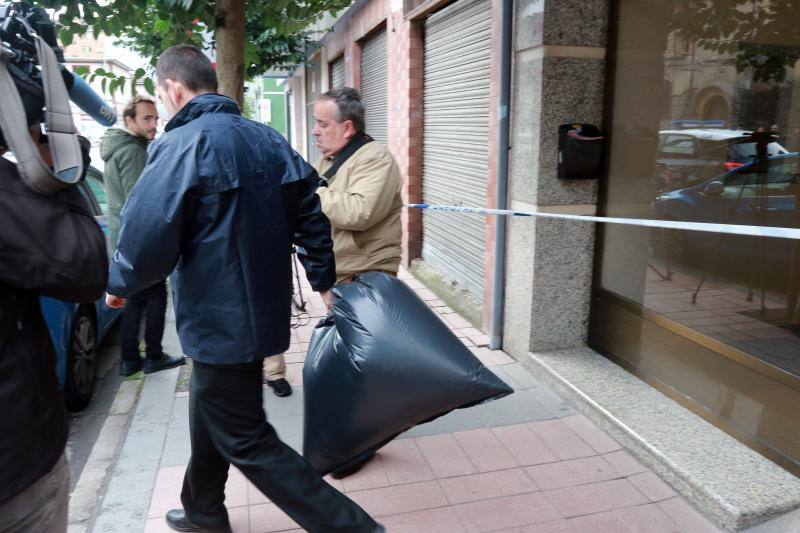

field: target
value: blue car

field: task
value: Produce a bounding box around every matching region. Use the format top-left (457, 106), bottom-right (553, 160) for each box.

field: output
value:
top-left (653, 153), bottom-right (800, 285)
top-left (40, 167), bottom-right (122, 411)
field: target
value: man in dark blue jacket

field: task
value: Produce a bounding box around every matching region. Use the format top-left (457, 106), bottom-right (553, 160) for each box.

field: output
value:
top-left (106, 45), bottom-right (382, 533)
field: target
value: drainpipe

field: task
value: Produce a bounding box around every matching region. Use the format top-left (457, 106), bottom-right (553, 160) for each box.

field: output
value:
top-left (489, 0), bottom-right (513, 350)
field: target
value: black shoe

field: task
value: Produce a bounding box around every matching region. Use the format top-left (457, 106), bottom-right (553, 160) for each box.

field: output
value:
top-left (119, 359), bottom-right (143, 377)
top-left (143, 353), bottom-right (185, 374)
top-left (266, 378), bottom-right (293, 397)
top-left (165, 509), bottom-right (231, 533)
top-left (330, 451), bottom-right (376, 479)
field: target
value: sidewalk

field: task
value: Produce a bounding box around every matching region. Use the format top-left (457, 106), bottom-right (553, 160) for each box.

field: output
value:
top-left (88, 268), bottom-right (723, 533)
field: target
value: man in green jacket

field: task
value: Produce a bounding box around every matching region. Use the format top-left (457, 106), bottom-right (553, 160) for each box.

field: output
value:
top-left (101, 96), bottom-right (184, 377)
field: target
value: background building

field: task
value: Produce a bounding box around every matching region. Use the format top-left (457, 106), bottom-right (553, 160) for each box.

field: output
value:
top-left (285, 0), bottom-right (800, 529)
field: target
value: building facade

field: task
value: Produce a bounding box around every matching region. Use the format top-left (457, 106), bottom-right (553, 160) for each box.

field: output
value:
top-left (286, 1), bottom-right (800, 529)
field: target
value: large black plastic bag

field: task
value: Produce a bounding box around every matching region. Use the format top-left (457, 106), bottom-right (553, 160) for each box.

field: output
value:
top-left (303, 271), bottom-right (513, 475)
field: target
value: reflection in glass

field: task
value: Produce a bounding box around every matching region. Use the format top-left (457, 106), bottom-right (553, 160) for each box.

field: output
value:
top-left (593, 0), bottom-right (800, 472)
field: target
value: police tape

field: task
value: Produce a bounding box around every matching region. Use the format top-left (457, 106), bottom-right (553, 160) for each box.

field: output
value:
top-left (406, 203), bottom-right (800, 240)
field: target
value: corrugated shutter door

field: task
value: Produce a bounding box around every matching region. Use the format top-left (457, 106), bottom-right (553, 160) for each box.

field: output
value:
top-left (422, 0), bottom-right (492, 300)
top-left (360, 29), bottom-right (388, 144)
top-left (330, 56), bottom-right (345, 89)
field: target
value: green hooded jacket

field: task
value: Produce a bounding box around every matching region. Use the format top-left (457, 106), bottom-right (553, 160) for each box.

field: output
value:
top-left (100, 128), bottom-right (149, 248)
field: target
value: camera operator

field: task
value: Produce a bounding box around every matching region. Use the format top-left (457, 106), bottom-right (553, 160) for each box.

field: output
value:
top-left (0, 5), bottom-right (109, 531)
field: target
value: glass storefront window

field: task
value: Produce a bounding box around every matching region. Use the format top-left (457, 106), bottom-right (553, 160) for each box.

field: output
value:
top-left (592, 0), bottom-right (800, 474)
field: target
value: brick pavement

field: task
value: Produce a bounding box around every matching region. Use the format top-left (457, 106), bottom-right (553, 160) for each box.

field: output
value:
top-left (111, 268), bottom-right (722, 533)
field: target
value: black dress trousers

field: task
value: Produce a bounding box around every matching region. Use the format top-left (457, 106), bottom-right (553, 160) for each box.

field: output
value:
top-left (181, 360), bottom-right (378, 532)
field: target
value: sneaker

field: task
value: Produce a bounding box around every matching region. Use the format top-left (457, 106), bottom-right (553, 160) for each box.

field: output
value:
top-left (143, 353), bottom-right (185, 374)
top-left (266, 378), bottom-right (292, 397)
top-left (119, 359), bottom-right (143, 377)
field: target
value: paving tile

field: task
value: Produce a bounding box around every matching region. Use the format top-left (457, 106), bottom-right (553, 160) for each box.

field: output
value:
top-left (528, 420), bottom-right (596, 461)
top-left (453, 428), bottom-right (518, 472)
top-left (491, 424), bottom-right (559, 466)
top-left (445, 313), bottom-right (474, 329)
top-left (148, 466), bottom-right (185, 518)
top-left (526, 386), bottom-right (578, 419)
top-left (544, 479), bottom-right (649, 518)
top-left (160, 423), bottom-right (192, 467)
top-left (401, 408), bottom-right (485, 438)
top-left (416, 288), bottom-right (439, 301)
top-left (615, 503), bottom-right (683, 532)
top-left (627, 472), bottom-right (677, 502)
top-left (469, 334), bottom-right (491, 347)
top-left (341, 454), bottom-right (392, 492)
top-left (144, 517), bottom-right (173, 533)
top-left (263, 385), bottom-right (305, 418)
top-left (438, 468), bottom-right (538, 504)
top-left (657, 497), bottom-right (723, 533)
top-left (379, 507), bottom-right (466, 532)
top-left (494, 519), bottom-right (574, 532)
top-left (348, 480), bottom-right (449, 516)
top-left (453, 491), bottom-right (563, 532)
top-left (499, 364), bottom-right (544, 390)
top-left (283, 362), bottom-right (304, 387)
top-left (414, 434), bottom-right (477, 478)
top-left (568, 510), bottom-right (631, 532)
top-left (249, 503), bottom-right (299, 533)
top-left (379, 439), bottom-right (435, 485)
top-left (283, 352), bottom-right (305, 364)
top-left (472, 390), bottom-right (556, 427)
top-left (602, 450), bottom-right (647, 477)
top-left (561, 415), bottom-right (622, 454)
top-left (225, 467), bottom-right (250, 509)
top-left (228, 506), bottom-right (250, 533)
top-left (526, 456), bottom-right (619, 491)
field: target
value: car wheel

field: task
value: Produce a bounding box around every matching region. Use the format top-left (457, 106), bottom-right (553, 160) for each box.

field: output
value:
top-left (65, 306), bottom-right (97, 411)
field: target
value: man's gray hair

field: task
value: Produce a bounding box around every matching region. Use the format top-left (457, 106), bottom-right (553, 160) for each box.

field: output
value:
top-left (319, 87), bottom-right (365, 133)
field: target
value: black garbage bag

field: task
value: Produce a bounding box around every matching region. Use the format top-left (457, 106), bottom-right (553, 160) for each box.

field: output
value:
top-left (303, 272), bottom-right (513, 475)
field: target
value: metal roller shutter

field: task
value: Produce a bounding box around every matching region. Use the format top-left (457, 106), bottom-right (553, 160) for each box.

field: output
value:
top-left (422, 0), bottom-right (492, 300)
top-left (330, 55), bottom-right (345, 90)
top-left (360, 29), bottom-right (388, 145)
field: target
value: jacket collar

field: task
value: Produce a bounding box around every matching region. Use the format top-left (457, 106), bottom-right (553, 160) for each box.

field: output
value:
top-left (165, 93), bottom-right (241, 132)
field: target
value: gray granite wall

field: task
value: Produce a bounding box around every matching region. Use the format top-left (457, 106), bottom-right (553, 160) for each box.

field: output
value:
top-left (503, 0), bottom-right (610, 357)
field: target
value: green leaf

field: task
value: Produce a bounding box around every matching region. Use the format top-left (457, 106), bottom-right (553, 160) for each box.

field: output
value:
top-left (144, 77), bottom-right (155, 95)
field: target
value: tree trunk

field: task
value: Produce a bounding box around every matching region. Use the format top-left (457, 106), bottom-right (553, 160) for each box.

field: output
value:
top-left (215, 0), bottom-right (246, 107)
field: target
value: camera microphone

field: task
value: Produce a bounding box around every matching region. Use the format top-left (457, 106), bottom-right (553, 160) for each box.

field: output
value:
top-left (60, 68), bottom-right (117, 127)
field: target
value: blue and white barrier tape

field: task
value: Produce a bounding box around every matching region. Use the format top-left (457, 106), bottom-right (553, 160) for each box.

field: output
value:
top-left (407, 203), bottom-right (800, 241)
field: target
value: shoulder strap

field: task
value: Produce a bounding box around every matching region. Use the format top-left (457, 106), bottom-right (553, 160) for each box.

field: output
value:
top-left (0, 37), bottom-right (82, 195)
top-left (323, 133), bottom-right (374, 180)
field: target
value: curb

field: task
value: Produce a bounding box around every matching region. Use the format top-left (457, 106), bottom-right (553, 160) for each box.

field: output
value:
top-left (68, 375), bottom-right (144, 533)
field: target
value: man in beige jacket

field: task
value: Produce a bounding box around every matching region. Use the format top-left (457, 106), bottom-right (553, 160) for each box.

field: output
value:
top-left (312, 87), bottom-right (403, 281)
top-left (265, 88), bottom-right (403, 400)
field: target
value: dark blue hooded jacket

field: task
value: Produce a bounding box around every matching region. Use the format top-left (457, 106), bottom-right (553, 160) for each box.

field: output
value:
top-left (108, 93), bottom-right (336, 364)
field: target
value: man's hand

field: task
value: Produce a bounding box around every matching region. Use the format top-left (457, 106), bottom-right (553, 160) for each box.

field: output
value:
top-left (106, 293), bottom-right (126, 308)
top-left (320, 289), bottom-right (334, 310)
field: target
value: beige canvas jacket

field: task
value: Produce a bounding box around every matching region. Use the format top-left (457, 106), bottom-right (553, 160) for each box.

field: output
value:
top-left (316, 141), bottom-right (403, 283)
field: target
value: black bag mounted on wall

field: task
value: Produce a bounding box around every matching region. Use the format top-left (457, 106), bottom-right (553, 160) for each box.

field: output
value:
top-left (303, 272), bottom-right (514, 475)
top-left (557, 123), bottom-right (604, 179)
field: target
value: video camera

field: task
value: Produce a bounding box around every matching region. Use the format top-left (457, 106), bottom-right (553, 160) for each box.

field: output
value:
top-left (0, 2), bottom-right (116, 193)
top-left (0, 2), bottom-right (117, 139)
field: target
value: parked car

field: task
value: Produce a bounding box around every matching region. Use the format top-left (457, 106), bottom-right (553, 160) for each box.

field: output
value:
top-left (3, 153), bottom-right (121, 411)
top-left (653, 153), bottom-right (800, 288)
top-left (656, 129), bottom-right (789, 191)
